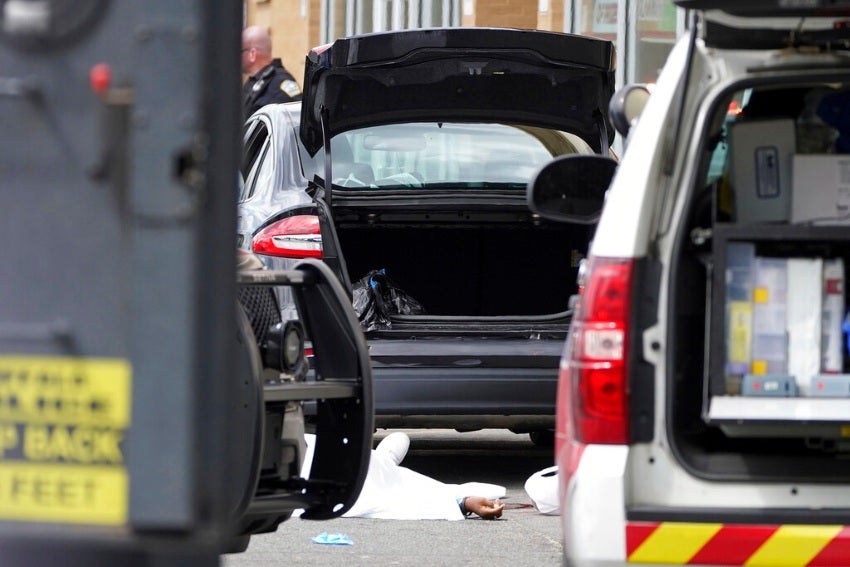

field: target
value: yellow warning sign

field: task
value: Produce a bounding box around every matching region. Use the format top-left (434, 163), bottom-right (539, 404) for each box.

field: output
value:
top-left (0, 461), bottom-right (127, 525)
top-left (0, 355), bottom-right (130, 426)
top-left (0, 355), bottom-right (130, 526)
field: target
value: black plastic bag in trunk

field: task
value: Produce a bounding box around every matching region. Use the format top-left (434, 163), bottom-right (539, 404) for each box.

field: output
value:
top-left (352, 269), bottom-right (427, 331)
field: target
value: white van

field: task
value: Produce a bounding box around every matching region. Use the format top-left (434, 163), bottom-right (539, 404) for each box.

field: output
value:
top-left (529, 2), bottom-right (850, 565)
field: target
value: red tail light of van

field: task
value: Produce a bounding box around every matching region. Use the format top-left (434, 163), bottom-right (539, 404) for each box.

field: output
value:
top-left (559, 256), bottom-right (633, 448)
top-left (252, 215), bottom-right (324, 259)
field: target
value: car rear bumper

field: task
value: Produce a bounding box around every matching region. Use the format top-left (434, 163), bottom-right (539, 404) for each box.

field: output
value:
top-left (368, 338), bottom-right (562, 429)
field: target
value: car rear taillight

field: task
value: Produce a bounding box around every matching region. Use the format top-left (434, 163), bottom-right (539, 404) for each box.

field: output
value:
top-left (252, 215), bottom-right (323, 259)
top-left (559, 256), bottom-right (633, 448)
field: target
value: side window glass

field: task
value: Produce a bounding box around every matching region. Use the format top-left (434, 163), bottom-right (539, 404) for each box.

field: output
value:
top-left (250, 143), bottom-right (274, 201)
top-left (241, 122), bottom-right (269, 183)
top-left (240, 121), bottom-right (270, 202)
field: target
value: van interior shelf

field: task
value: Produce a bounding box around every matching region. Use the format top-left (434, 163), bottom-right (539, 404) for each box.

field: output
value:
top-left (713, 222), bottom-right (850, 243)
top-left (708, 395), bottom-right (850, 423)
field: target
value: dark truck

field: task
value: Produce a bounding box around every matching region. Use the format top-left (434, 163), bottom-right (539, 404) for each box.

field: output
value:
top-left (0, 1), bottom-right (372, 563)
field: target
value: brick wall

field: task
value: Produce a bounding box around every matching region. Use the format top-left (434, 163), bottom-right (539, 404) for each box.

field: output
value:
top-left (461, 0), bottom-right (538, 29)
top-left (245, 0), bottom-right (320, 86)
top-left (536, 0), bottom-right (564, 32)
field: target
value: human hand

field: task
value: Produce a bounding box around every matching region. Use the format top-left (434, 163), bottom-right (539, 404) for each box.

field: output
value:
top-left (463, 496), bottom-right (505, 520)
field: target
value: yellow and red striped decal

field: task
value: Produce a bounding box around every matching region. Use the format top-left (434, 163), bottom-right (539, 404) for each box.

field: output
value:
top-left (627, 521), bottom-right (850, 566)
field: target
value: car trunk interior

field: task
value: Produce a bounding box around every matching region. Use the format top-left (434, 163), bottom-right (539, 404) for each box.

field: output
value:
top-left (335, 215), bottom-right (593, 319)
top-left (669, 79), bottom-right (850, 482)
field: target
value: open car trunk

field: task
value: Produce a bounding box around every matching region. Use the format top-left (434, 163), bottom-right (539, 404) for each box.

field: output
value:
top-left (334, 208), bottom-right (593, 322)
top-left (298, 26), bottom-right (614, 337)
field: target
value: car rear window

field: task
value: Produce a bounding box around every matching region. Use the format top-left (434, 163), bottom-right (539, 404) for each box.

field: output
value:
top-left (310, 122), bottom-right (594, 190)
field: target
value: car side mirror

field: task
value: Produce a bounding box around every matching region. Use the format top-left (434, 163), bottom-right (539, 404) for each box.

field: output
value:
top-left (526, 155), bottom-right (616, 224)
top-left (609, 83), bottom-right (652, 138)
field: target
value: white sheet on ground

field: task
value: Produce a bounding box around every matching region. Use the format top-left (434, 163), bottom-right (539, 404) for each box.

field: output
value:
top-left (299, 434), bottom-right (505, 520)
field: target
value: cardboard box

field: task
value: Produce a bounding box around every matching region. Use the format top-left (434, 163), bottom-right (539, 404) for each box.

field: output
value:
top-left (791, 155), bottom-right (850, 224)
top-left (728, 119), bottom-right (795, 223)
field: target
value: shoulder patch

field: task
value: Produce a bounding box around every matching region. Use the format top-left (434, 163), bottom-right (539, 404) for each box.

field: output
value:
top-left (280, 80), bottom-right (301, 98)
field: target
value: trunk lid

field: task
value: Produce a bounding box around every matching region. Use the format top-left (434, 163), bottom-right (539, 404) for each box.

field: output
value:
top-left (299, 27), bottom-right (615, 155)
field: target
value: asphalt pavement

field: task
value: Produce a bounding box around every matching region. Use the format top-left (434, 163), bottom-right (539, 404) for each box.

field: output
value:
top-left (222, 428), bottom-right (561, 567)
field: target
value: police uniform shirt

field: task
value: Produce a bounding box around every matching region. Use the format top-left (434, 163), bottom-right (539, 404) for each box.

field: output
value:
top-left (242, 58), bottom-right (302, 117)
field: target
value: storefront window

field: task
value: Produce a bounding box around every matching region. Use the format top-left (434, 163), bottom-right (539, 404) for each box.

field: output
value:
top-left (324, 0), bottom-right (458, 38)
top-left (633, 0), bottom-right (677, 84)
top-left (577, 0), bottom-right (617, 44)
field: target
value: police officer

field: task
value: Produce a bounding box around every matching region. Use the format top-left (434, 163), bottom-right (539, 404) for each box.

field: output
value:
top-left (241, 26), bottom-right (302, 118)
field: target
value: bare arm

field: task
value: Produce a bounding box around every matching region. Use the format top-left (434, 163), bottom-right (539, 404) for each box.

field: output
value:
top-left (460, 496), bottom-right (504, 520)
